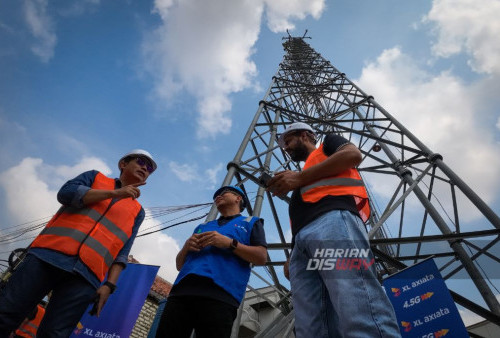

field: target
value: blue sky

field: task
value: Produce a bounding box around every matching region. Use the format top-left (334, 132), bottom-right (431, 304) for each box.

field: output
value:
top-left (2, 0), bottom-right (500, 326)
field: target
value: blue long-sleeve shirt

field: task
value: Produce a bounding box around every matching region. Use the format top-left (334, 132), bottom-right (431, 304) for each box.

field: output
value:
top-left (29, 170), bottom-right (145, 289)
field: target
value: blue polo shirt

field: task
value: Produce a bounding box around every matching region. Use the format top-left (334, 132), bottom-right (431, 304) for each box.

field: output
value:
top-left (169, 214), bottom-right (266, 307)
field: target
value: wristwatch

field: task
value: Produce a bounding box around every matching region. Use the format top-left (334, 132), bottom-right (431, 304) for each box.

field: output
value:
top-left (104, 281), bottom-right (117, 294)
top-left (229, 238), bottom-right (238, 251)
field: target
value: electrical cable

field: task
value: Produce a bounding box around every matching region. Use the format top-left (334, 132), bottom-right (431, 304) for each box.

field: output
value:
top-left (0, 215), bottom-right (52, 231)
top-left (0, 203), bottom-right (214, 246)
top-left (463, 242), bottom-right (500, 294)
top-left (359, 170), bottom-right (395, 241)
top-left (137, 214), bottom-right (209, 238)
top-left (0, 235), bottom-right (37, 246)
top-left (139, 204), bottom-right (211, 234)
top-left (144, 203), bottom-right (212, 220)
top-left (0, 223), bottom-right (46, 244)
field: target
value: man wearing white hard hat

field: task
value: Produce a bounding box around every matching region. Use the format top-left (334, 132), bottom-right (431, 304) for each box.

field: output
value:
top-left (0, 149), bottom-right (157, 337)
top-left (268, 123), bottom-right (400, 337)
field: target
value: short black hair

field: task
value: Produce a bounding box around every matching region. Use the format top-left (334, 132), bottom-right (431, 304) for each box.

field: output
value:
top-left (119, 156), bottom-right (133, 175)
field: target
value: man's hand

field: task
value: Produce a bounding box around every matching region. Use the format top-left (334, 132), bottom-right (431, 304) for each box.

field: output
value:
top-left (84, 182), bottom-right (146, 205)
top-left (94, 285), bottom-right (113, 316)
top-left (197, 231), bottom-right (231, 249)
top-left (267, 171), bottom-right (303, 196)
top-left (112, 182), bottom-right (145, 200)
top-left (176, 233), bottom-right (204, 270)
top-left (183, 233), bottom-right (202, 252)
top-left (283, 258), bottom-right (290, 281)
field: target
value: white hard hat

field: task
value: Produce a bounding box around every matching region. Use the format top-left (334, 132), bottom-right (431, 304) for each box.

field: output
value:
top-left (277, 122), bottom-right (316, 148)
top-left (118, 149), bottom-right (157, 172)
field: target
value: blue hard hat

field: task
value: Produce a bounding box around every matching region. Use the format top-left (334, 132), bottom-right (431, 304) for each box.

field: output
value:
top-left (213, 185), bottom-right (248, 208)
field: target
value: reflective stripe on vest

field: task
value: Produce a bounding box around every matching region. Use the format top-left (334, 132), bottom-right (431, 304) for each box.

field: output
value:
top-left (30, 172), bottom-right (141, 281)
top-left (16, 328), bottom-right (36, 338)
top-left (57, 206), bottom-right (130, 244)
top-left (15, 305), bottom-right (45, 338)
top-left (301, 144), bottom-right (371, 223)
top-left (38, 227), bottom-right (115, 268)
top-left (300, 177), bottom-right (365, 195)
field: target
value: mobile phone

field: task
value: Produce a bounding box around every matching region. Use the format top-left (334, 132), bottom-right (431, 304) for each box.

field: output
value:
top-left (259, 172), bottom-right (273, 186)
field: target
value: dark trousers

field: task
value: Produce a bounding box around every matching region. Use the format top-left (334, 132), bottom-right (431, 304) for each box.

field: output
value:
top-left (155, 296), bottom-right (238, 338)
top-left (0, 254), bottom-right (96, 338)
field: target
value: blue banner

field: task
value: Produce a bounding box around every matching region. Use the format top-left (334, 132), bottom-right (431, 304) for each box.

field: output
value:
top-left (383, 258), bottom-right (468, 337)
top-left (71, 263), bottom-right (159, 338)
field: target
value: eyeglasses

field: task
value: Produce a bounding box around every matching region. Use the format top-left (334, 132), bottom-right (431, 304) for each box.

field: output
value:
top-left (135, 157), bottom-right (155, 173)
top-left (214, 189), bottom-right (237, 200)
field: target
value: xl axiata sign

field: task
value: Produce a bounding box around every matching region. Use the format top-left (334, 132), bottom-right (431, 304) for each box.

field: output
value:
top-left (383, 258), bottom-right (468, 337)
top-left (71, 263), bottom-right (159, 338)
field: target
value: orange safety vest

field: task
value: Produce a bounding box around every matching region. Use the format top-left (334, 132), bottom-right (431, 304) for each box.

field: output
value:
top-left (301, 144), bottom-right (371, 223)
top-left (15, 305), bottom-right (45, 338)
top-left (31, 172), bottom-right (142, 281)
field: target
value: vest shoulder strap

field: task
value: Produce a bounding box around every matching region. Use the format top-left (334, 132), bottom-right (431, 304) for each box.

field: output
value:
top-left (244, 216), bottom-right (259, 225)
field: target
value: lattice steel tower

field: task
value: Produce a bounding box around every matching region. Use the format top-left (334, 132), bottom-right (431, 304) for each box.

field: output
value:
top-left (209, 33), bottom-right (500, 336)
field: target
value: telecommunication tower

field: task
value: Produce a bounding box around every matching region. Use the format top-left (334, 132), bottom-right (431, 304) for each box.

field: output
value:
top-left (209, 33), bottom-right (500, 336)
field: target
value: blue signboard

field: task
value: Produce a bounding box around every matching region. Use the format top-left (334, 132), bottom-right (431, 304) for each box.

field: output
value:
top-left (71, 263), bottom-right (159, 338)
top-left (383, 258), bottom-right (468, 337)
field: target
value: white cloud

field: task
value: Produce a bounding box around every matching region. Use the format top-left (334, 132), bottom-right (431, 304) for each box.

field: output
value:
top-left (0, 118), bottom-right (30, 160)
top-left (0, 158), bottom-right (59, 224)
top-left (130, 217), bottom-right (181, 282)
top-left (169, 161), bottom-right (223, 189)
top-left (264, 0), bottom-right (325, 32)
top-left (0, 157), bottom-right (111, 224)
top-left (58, 0), bottom-right (101, 17)
top-left (459, 293), bottom-right (500, 326)
top-left (284, 228), bottom-right (292, 243)
top-left (144, 0), bottom-right (326, 138)
top-left (357, 47), bottom-right (500, 210)
top-left (152, 0), bottom-right (177, 19)
top-left (424, 0), bottom-right (500, 74)
top-left (459, 306), bottom-right (484, 326)
top-left (23, 0), bottom-right (57, 63)
top-left (51, 156), bottom-right (112, 187)
top-left (169, 161), bottom-right (198, 182)
top-left (204, 163), bottom-right (223, 189)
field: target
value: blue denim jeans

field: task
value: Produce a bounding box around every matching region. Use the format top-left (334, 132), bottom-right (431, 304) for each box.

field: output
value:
top-left (290, 210), bottom-right (401, 338)
top-left (0, 254), bottom-right (97, 338)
